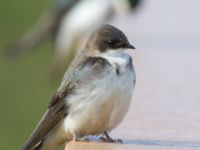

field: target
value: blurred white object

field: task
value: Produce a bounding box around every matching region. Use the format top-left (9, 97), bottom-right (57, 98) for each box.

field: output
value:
top-left (8, 0), bottom-right (141, 79)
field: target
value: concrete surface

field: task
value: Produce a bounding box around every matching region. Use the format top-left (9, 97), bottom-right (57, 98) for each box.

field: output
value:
top-left (66, 0), bottom-right (200, 149)
top-left (65, 141), bottom-right (199, 150)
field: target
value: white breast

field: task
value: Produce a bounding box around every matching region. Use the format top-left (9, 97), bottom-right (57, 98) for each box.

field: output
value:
top-left (63, 51), bottom-right (135, 138)
top-left (101, 50), bottom-right (135, 129)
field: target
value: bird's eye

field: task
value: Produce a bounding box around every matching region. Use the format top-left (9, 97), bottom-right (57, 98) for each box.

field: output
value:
top-left (107, 40), bottom-right (114, 45)
top-left (105, 40), bottom-right (121, 48)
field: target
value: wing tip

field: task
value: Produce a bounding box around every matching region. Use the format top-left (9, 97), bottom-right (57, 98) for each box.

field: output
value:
top-left (22, 139), bottom-right (43, 150)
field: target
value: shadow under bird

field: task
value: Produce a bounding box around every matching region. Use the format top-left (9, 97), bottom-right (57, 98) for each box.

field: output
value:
top-left (7, 0), bottom-right (141, 79)
top-left (22, 24), bottom-right (136, 150)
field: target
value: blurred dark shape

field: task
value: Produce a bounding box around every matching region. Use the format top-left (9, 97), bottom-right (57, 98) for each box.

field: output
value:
top-left (128, 0), bottom-right (141, 9)
top-left (6, 0), bottom-right (141, 80)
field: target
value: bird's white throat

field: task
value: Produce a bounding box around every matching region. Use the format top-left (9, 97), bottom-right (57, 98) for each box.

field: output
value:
top-left (101, 49), bottom-right (132, 70)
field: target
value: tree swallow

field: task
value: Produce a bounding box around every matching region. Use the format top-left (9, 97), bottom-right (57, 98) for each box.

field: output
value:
top-left (22, 24), bottom-right (136, 150)
top-left (7, 0), bottom-right (140, 79)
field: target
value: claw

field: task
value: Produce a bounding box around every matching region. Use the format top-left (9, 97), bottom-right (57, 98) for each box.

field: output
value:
top-left (99, 132), bottom-right (123, 144)
top-left (73, 136), bottom-right (90, 142)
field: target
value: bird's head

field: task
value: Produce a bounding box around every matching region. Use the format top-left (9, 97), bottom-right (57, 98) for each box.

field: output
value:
top-left (85, 24), bottom-right (135, 56)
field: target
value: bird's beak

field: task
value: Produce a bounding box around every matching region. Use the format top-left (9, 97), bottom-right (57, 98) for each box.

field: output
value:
top-left (127, 43), bottom-right (135, 50)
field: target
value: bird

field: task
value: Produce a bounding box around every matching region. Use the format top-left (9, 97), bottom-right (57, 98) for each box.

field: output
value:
top-left (7, 0), bottom-right (140, 80)
top-left (22, 24), bottom-right (136, 150)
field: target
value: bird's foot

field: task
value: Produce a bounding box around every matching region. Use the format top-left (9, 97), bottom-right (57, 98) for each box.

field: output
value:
top-left (99, 132), bottom-right (123, 144)
top-left (99, 137), bottom-right (123, 143)
top-left (73, 136), bottom-right (90, 142)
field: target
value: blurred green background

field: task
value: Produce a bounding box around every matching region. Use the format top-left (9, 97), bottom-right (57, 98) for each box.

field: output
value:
top-left (0, 0), bottom-right (63, 149)
top-left (1, 0), bottom-right (200, 149)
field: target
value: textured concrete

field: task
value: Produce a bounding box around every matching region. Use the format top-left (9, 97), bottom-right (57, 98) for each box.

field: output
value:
top-left (65, 0), bottom-right (200, 149)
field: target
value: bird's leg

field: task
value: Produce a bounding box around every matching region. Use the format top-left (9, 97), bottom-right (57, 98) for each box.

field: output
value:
top-left (99, 132), bottom-right (123, 144)
top-left (72, 133), bottom-right (78, 141)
